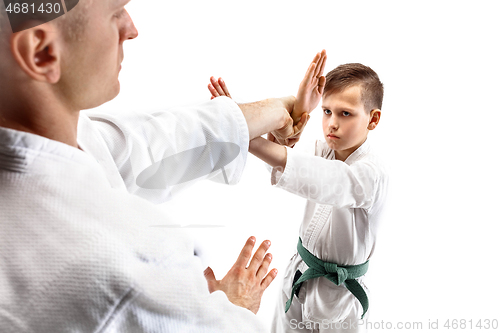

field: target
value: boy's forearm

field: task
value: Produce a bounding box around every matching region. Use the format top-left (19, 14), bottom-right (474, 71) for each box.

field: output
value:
top-left (249, 137), bottom-right (287, 170)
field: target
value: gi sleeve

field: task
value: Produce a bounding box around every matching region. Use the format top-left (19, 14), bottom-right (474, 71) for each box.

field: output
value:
top-left (272, 147), bottom-right (382, 210)
top-left (98, 225), bottom-right (267, 333)
top-left (85, 97), bottom-right (249, 204)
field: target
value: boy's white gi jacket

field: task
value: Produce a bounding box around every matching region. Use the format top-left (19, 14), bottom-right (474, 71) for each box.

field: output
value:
top-left (0, 97), bottom-right (266, 332)
top-left (271, 138), bottom-right (388, 323)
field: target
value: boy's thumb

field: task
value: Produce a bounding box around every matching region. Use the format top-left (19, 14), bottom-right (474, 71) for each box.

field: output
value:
top-left (203, 267), bottom-right (218, 293)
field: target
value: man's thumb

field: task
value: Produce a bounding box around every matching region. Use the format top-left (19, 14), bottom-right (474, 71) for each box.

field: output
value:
top-left (203, 267), bottom-right (219, 293)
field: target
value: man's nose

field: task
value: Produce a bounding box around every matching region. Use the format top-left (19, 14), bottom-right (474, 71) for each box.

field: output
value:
top-left (122, 10), bottom-right (139, 41)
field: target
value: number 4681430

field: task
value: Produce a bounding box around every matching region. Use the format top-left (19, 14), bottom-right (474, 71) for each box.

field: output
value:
top-left (6, 2), bottom-right (61, 15)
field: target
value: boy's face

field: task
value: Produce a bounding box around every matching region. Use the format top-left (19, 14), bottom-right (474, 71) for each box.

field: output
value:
top-left (322, 85), bottom-right (377, 161)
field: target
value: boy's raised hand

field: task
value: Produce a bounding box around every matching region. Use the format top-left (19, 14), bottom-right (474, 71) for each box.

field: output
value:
top-left (290, 50), bottom-right (327, 124)
top-left (208, 76), bottom-right (232, 99)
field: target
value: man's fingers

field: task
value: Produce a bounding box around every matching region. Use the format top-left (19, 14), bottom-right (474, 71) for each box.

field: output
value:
top-left (247, 240), bottom-right (271, 272)
top-left (267, 132), bottom-right (276, 143)
top-left (286, 138), bottom-right (298, 147)
top-left (256, 253), bottom-right (272, 280)
top-left (261, 268), bottom-right (278, 289)
top-left (203, 267), bottom-right (219, 293)
top-left (293, 113), bottom-right (309, 134)
top-left (233, 236), bottom-right (256, 268)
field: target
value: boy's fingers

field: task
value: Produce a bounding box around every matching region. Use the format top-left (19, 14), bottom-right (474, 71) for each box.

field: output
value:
top-left (208, 83), bottom-right (220, 97)
top-left (233, 236), bottom-right (256, 268)
top-left (319, 52), bottom-right (327, 76)
top-left (261, 268), bottom-right (278, 289)
top-left (247, 240), bottom-right (271, 272)
top-left (314, 50), bottom-right (327, 78)
top-left (313, 56), bottom-right (323, 78)
top-left (210, 76), bottom-right (225, 96)
top-left (219, 78), bottom-right (232, 98)
top-left (317, 76), bottom-right (326, 95)
top-left (304, 52), bottom-right (320, 78)
top-left (256, 253), bottom-right (272, 279)
top-left (303, 62), bottom-right (317, 84)
top-left (310, 51), bottom-right (321, 68)
top-left (211, 77), bottom-right (225, 96)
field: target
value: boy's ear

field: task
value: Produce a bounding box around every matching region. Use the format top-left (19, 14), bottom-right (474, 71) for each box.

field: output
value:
top-left (10, 23), bottom-right (62, 84)
top-left (368, 109), bottom-right (381, 130)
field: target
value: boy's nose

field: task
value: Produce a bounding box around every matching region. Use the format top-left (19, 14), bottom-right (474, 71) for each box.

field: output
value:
top-left (329, 117), bottom-right (339, 130)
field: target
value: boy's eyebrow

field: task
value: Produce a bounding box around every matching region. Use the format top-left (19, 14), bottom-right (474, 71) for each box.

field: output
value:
top-left (322, 105), bottom-right (357, 112)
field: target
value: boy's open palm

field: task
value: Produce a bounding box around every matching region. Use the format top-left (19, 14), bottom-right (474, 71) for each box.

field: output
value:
top-left (291, 50), bottom-right (327, 124)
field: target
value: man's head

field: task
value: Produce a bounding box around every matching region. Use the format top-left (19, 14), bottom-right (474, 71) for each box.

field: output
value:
top-left (321, 63), bottom-right (384, 161)
top-left (0, 0), bottom-right (138, 115)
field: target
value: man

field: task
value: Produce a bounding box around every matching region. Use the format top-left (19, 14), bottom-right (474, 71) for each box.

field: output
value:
top-left (0, 0), bottom-right (310, 331)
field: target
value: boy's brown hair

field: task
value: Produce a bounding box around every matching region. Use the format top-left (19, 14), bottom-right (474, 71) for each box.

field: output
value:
top-left (324, 63), bottom-right (384, 113)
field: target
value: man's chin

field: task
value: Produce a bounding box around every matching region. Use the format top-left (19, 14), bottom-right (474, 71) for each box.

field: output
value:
top-left (81, 84), bottom-right (120, 110)
top-left (101, 82), bottom-right (121, 104)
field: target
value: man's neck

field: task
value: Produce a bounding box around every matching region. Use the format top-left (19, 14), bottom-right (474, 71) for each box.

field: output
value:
top-left (0, 96), bottom-right (80, 148)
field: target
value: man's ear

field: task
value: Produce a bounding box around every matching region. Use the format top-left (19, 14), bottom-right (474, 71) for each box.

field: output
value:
top-left (368, 109), bottom-right (381, 130)
top-left (10, 23), bottom-right (61, 84)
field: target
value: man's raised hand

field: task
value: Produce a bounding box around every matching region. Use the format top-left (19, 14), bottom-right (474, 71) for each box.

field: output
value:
top-left (203, 237), bottom-right (277, 314)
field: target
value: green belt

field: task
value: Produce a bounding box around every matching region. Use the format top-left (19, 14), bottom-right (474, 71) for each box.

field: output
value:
top-left (285, 238), bottom-right (370, 319)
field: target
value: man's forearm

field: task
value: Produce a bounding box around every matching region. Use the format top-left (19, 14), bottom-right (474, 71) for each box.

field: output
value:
top-left (249, 137), bottom-right (287, 170)
top-left (238, 97), bottom-right (294, 140)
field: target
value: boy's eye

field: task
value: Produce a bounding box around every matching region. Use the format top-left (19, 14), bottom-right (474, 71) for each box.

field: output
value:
top-left (323, 109), bottom-right (332, 115)
top-left (342, 111), bottom-right (351, 116)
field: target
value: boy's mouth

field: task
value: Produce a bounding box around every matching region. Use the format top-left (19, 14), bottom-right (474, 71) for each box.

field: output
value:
top-left (327, 134), bottom-right (340, 139)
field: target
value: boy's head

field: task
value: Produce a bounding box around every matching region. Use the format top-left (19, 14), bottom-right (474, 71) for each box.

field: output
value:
top-left (323, 63), bottom-right (384, 113)
top-left (321, 63), bottom-right (384, 161)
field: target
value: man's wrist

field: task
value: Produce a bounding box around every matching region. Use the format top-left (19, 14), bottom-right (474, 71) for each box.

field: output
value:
top-left (238, 97), bottom-right (295, 139)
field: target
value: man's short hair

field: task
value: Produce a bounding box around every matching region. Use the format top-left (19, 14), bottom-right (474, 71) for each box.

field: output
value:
top-left (324, 63), bottom-right (384, 112)
top-left (0, 2), bottom-right (7, 34)
top-left (0, 0), bottom-right (89, 41)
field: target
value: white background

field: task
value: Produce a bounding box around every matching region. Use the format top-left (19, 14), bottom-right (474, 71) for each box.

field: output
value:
top-left (92, 1), bottom-right (500, 331)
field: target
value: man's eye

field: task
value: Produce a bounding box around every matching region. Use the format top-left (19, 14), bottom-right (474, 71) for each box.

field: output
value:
top-left (342, 111), bottom-right (350, 116)
top-left (323, 109), bottom-right (332, 115)
top-left (114, 9), bottom-right (125, 18)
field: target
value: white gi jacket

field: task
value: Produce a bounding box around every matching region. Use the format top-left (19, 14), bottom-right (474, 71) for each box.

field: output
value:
top-left (272, 138), bottom-right (388, 325)
top-left (0, 97), bottom-right (265, 332)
